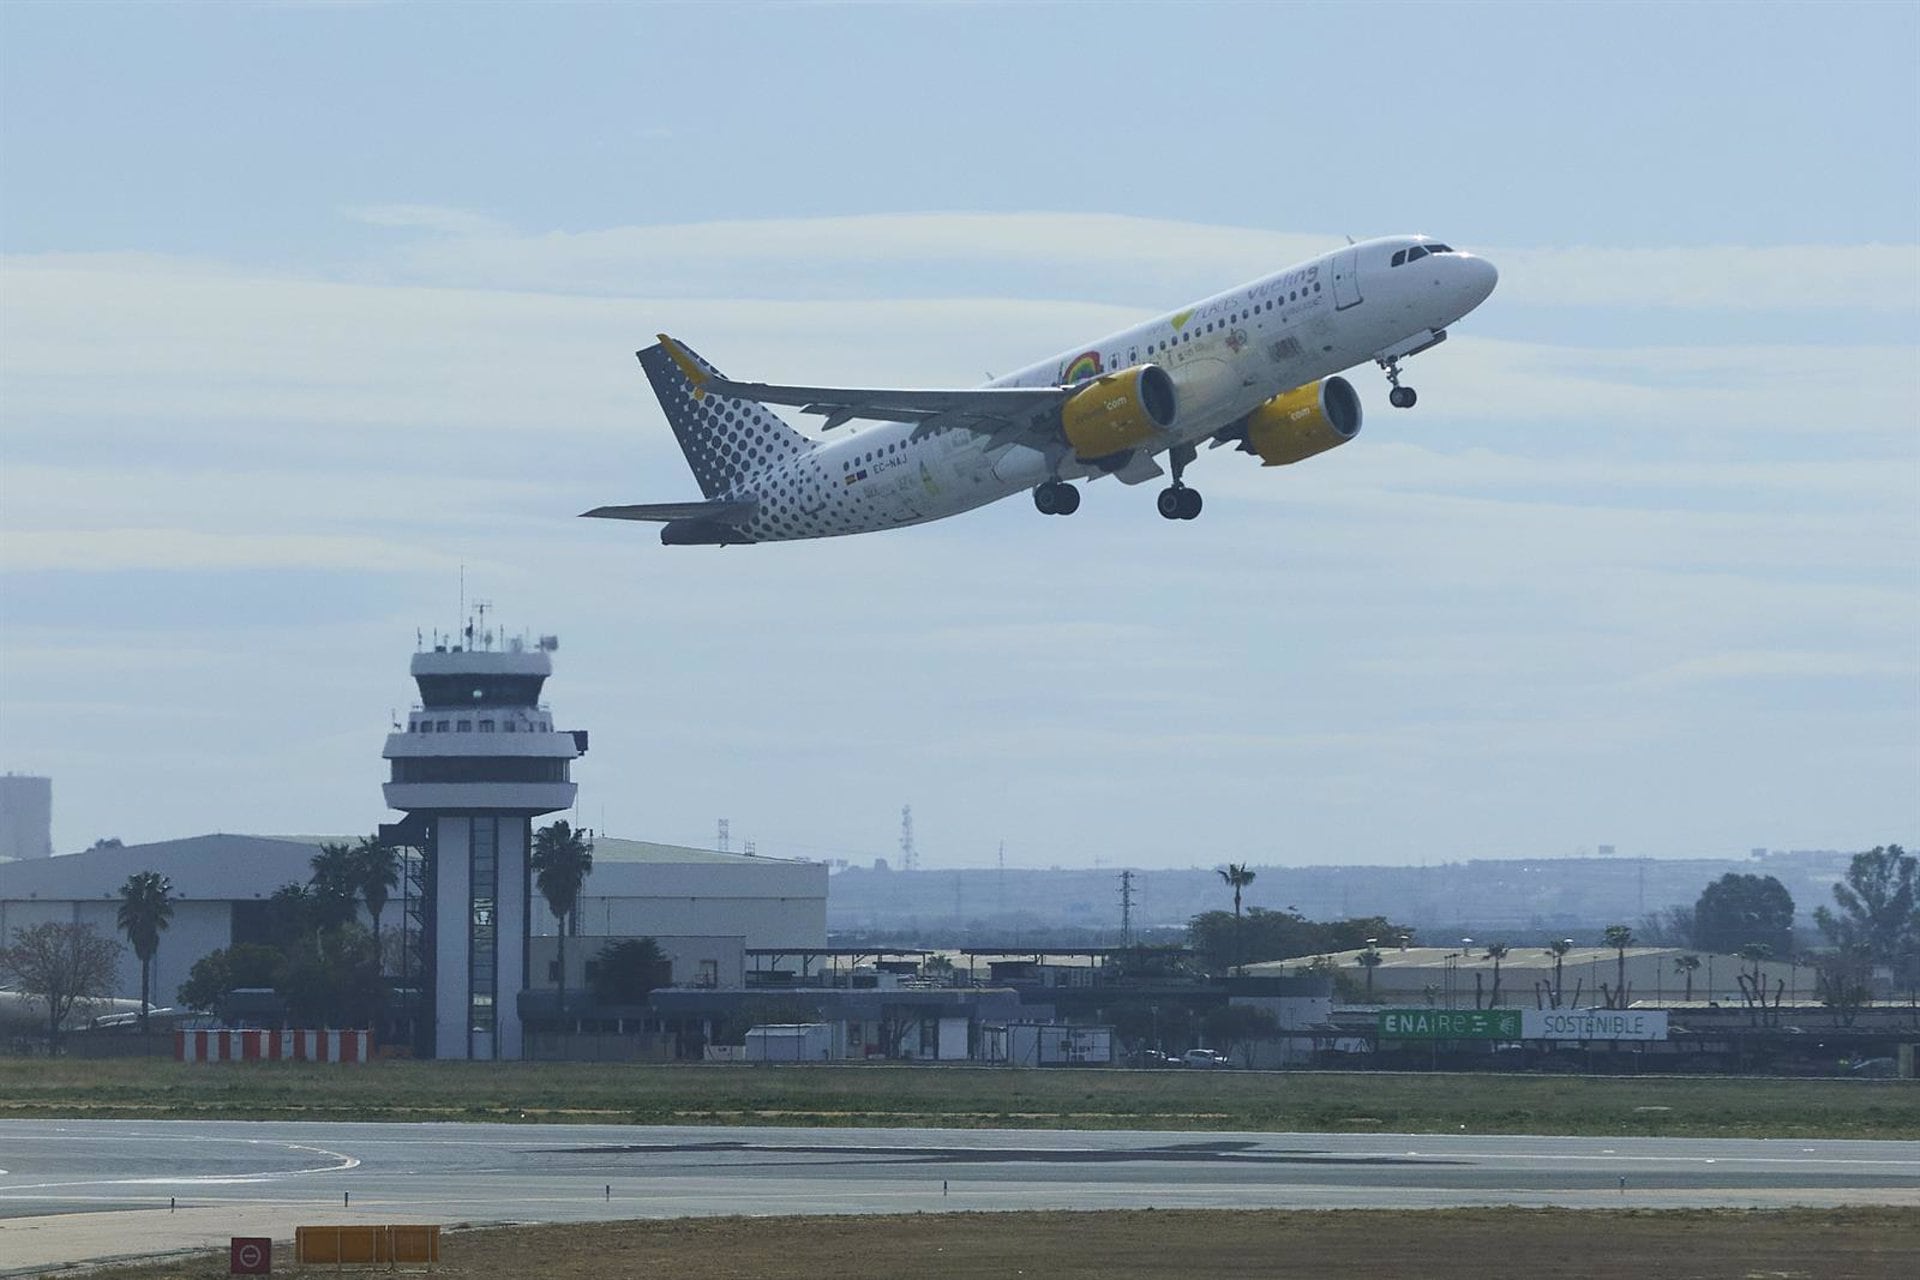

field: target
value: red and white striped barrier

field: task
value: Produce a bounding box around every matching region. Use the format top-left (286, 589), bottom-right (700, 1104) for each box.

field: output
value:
top-left (175, 1029), bottom-right (372, 1064)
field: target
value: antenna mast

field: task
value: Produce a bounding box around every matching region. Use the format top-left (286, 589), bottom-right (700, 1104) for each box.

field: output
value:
top-left (899, 804), bottom-right (917, 872)
top-left (717, 818), bottom-right (730, 854)
top-left (1119, 869), bottom-right (1136, 945)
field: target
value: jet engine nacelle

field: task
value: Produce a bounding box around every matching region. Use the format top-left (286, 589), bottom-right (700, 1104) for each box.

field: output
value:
top-left (1235, 376), bottom-right (1362, 466)
top-left (1061, 364), bottom-right (1177, 461)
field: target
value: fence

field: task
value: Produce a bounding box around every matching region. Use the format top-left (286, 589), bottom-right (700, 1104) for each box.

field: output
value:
top-left (175, 1029), bottom-right (372, 1063)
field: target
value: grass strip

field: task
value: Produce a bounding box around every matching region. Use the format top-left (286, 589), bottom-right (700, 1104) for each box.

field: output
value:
top-left (2, 1060), bottom-right (1915, 1139)
top-left (62, 1207), bottom-right (1920, 1280)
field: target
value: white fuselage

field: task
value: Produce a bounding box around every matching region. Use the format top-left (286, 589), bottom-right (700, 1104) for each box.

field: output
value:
top-left (727, 235), bottom-right (1496, 541)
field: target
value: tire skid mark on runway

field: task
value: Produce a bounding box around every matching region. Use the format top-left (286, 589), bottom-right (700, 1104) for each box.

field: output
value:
top-left (0, 1138), bottom-right (359, 1192)
top-left (1398, 1149), bottom-right (1920, 1169)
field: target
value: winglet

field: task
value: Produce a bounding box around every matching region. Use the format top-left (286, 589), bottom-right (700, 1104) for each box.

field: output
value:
top-left (656, 333), bottom-right (708, 400)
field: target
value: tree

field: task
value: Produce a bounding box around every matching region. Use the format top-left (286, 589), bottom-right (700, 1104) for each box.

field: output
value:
top-left (1187, 909), bottom-right (1415, 974)
top-left (351, 835), bottom-right (400, 940)
top-left (588, 938), bottom-right (670, 1005)
top-left (532, 820), bottom-right (595, 1011)
top-left (1674, 953), bottom-right (1701, 1003)
top-left (1545, 938), bottom-right (1574, 1008)
top-left (116, 871), bottom-right (175, 1032)
top-left (1356, 946), bottom-right (1383, 1003)
top-left (1217, 863), bottom-right (1256, 975)
top-left (278, 925), bottom-right (384, 1028)
top-left (1201, 1004), bottom-right (1281, 1067)
top-left (1484, 942), bottom-right (1509, 1007)
top-left (1602, 924), bottom-right (1634, 1008)
top-left (307, 843), bottom-right (363, 931)
top-left (0, 922), bottom-right (122, 1046)
top-left (1693, 873), bottom-right (1795, 957)
top-left (1815, 845), bottom-right (1918, 969)
top-left (1636, 905), bottom-right (1696, 948)
top-left (178, 943), bottom-right (284, 1022)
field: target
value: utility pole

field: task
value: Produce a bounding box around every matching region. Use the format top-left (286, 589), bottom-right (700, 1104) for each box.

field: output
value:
top-left (1119, 870), bottom-right (1136, 945)
top-left (996, 841), bottom-right (1006, 915)
top-left (716, 818), bottom-right (730, 854)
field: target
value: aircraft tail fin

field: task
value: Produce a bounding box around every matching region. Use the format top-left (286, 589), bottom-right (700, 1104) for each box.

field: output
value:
top-left (638, 337), bottom-right (813, 499)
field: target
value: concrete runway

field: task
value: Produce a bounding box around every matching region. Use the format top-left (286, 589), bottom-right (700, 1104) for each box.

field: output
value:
top-left (2, 1120), bottom-right (1917, 1274)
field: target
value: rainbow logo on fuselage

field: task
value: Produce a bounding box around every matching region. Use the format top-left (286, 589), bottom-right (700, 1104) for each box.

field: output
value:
top-left (1062, 350), bottom-right (1103, 384)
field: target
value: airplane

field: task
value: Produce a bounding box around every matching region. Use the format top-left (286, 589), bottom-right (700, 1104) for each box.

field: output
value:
top-left (583, 235), bottom-right (1497, 544)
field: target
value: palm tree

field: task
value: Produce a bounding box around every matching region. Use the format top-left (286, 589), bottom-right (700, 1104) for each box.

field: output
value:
top-left (351, 835), bottom-right (400, 939)
top-left (1485, 942), bottom-right (1509, 1007)
top-left (1357, 946), bottom-right (1383, 1003)
top-left (1603, 924), bottom-right (1634, 1008)
top-left (1674, 953), bottom-right (1701, 1002)
top-left (308, 842), bottom-right (361, 930)
top-left (532, 821), bottom-right (595, 1012)
top-left (1546, 938), bottom-right (1573, 1008)
top-left (116, 872), bottom-right (174, 1032)
top-left (1217, 864), bottom-right (1257, 975)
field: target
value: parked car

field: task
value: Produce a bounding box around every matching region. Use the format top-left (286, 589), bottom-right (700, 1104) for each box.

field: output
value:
top-left (1134, 1049), bottom-right (1179, 1068)
top-left (1181, 1048), bottom-right (1231, 1068)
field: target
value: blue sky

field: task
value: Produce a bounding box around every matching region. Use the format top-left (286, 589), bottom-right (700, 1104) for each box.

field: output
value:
top-left (1, 1), bottom-right (1915, 871)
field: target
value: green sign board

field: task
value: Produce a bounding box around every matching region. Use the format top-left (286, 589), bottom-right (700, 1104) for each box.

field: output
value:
top-left (1377, 1009), bottom-right (1521, 1040)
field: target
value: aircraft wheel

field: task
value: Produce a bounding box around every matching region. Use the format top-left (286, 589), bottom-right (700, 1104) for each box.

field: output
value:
top-left (1055, 484), bottom-right (1081, 515)
top-left (1389, 386), bottom-right (1418, 409)
top-left (1034, 483), bottom-right (1060, 515)
top-left (1178, 488), bottom-right (1203, 520)
top-left (1157, 487), bottom-right (1186, 520)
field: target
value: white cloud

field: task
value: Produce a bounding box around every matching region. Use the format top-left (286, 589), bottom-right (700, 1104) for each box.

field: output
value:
top-left (0, 529), bottom-right (462, 573)
top-left (343, 204), bottom-right (512, 238)
top-left (345, 209), bottom-right (1919, 311)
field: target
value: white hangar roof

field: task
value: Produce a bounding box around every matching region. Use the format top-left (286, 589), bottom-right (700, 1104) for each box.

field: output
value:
top-left (0, 834), bottom-right (320, 904)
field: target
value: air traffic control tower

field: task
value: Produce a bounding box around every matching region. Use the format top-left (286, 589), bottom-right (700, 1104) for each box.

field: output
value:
top-left (382, 628), bottom-right (585, 1060)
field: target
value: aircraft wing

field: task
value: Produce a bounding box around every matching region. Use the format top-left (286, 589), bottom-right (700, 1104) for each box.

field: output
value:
top-left (579, 499), bottom-right (758, 523)
top-left (657, 334), bottom-right (1070, 433)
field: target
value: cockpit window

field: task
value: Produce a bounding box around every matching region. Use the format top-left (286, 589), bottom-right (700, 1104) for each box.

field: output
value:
top-left (1390, 249), bottom-right (1407, 267)
top-left (1428, 243), bottom-right (1453, 253)
top-left (1406, 245), bottom-right (1429, 262)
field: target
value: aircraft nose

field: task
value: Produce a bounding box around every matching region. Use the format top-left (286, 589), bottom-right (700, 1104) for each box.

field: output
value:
top-left (1465, 254), bottom-right (1499, 304)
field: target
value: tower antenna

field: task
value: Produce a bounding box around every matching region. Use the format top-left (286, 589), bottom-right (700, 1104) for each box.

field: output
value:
top-left (1119, 870), bottom-right (1136, 945)
top-left (899, 805), bottom-right (917, 873)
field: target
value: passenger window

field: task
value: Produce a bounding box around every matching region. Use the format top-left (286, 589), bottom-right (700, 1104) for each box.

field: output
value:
top-left (1391, 250), bottom-right (1407, 267)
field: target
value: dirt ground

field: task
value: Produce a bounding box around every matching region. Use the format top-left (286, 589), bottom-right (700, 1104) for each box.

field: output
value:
top-left (72, 1207), bottom-right (1920, 1280)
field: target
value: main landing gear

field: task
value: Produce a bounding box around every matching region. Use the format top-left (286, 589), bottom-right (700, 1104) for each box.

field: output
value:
top-left (1381, 355), bottom-right (1418, 409)
top-left (1157, 444), bottom-right (1202, 521)
top-left (1033, 480), bottom-right (1080, 516)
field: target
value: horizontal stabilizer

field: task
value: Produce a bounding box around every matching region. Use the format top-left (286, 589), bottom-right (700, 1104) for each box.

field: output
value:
top-left (580, 500), bottom-right (758, 523)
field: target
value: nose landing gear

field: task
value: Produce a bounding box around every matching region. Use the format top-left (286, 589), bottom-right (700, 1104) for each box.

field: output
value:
top-left (1381, 356), bottom-right (1418, 409)
top-left (1157, 443), bottom-right (1202, 520)
top-left (1033, 480), bottom-right (1080, 516)
top-left (1374, 328), bottom-right (1447, 409)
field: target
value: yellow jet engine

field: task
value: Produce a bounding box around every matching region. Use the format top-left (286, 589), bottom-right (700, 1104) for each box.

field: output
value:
top-left (1230, 376), bottom-right (1363, 466)
top-left (1060, 365), bottom-right (1177, 461)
